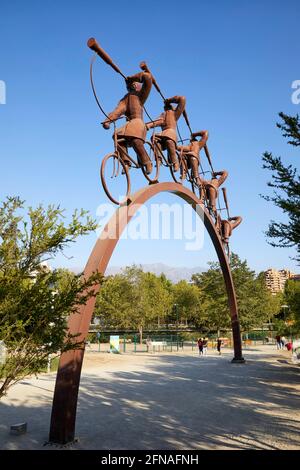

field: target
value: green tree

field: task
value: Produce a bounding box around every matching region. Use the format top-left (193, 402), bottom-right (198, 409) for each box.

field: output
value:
top-left (95, 273), bottom-right (138, 330)
top-left (117, 266), bottom-right (154, 343)
top-left (244, 272), bottom-right (282, 331)
top-left (95, 266), bottom-right (173, 342)
top-left (141, 271), bottom-right (173, 329)
top-left (192, 264), bottom-right (229, 334)
top-left (262, 112), bottom-right (300, 263)
top-left (192, 254), bottom-right (280, 333)
top-left (284, 278), bottom-right (300, 326)
top-left (172, 280), bottom-right (201, 326)
top-left (0, 197), bottom-right (102, 398)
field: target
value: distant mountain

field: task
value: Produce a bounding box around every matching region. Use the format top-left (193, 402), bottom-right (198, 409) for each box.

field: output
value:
top-left (105, 262), bottom-right (205, 283)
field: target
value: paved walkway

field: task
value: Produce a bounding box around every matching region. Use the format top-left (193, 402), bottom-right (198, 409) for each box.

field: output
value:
top-left (0, 345), bottom-right (299, 450)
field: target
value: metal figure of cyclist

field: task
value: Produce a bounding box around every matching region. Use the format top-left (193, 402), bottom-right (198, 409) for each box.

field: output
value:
top-left (201, 170), bottom-right (228, 217)
top-left (222, 216), bottom-right (242, 245)
top-left (102, 71), bottom-right (153, 175)
top-left (177, 130), bottom-right (209, 185)
top-left (216, 214), bottom-right (242, 254)
top-left (146, 96), bottom-right (186, 172)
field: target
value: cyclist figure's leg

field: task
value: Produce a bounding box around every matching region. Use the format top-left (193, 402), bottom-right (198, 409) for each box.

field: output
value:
top-left (117, 140), bottom-right (131, 166)
top-left (180, 163), bottom-right (186, 180)
top-left (165, 139), bottom-right (179, 172)
top-left (206, 185), bottom-right (218, 216)
top-left (131, 138), bottom-right (153, 174)
top-left (222, 223), bottom-right (231, 245)
top-left (179, 153), bottom-right (188, 180)
top-left (189, 155), bottom-right (202, 186)
top-left (215, 213), bottom-right (222, 234)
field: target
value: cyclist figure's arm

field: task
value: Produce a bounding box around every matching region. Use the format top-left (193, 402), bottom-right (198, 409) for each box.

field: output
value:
top-left (213, 170), bottom-right (228, 187)
top-left (139, 72), bottom-right (152, 105)
top-left (146, 114), bottom-right (164, 130)
top-left (229, 216), bottom-right (242, 230)
top-left (165, 95), bottom-right (186, 121)
top-left (102, 97), bottom-right (127, 129)
top-left (127, 71), bottom-right (153, 105)
top-left (191, 130), bottom-right (209, 145)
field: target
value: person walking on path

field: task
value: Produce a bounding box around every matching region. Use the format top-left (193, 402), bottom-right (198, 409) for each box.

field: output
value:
top-left (275, 334), bottom-right (282, 350)
top-left (197, 337), bottom-right (203, 356)
top-left (217, 338), bottom-right (222, 355)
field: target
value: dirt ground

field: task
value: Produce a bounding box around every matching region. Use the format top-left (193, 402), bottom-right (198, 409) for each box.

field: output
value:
top-left (0, 344), bottom-right (299, 450)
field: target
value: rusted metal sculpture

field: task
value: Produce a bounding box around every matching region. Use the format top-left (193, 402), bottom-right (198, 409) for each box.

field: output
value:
top-left (49, 182), bottom-right (245, 445)
top-left (47, 38), bottom-right (245, 445)
top-left (102, 72), bottom-right (153, 174)
top-left (178, 130), bottom-right (209, 185)
top-left (214, 188), bottom-right (243, 255)
top-left (201, 170), bottom-right (228, 218)
top-left (146, 96), bottom-right (186, 172)
top-left (88, 38), bottom-right (153, 175)
top-left (88, 34), bottom-right (243, 292)
top-left (222, 216), bottom-right (243, 245)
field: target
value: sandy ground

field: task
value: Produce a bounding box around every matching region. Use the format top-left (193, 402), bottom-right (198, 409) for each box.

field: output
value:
top-left (0, 345), bottom-right (299, 450)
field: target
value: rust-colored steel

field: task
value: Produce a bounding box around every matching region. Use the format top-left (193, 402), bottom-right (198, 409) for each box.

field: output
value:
top-left (87, 37), bottom-right (126, 79)
top-left (49, 182), bottom-right (244, 445)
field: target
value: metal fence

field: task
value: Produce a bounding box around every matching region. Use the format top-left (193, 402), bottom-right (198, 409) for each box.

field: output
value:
top-left (87, 330), bottom-right (300, 354)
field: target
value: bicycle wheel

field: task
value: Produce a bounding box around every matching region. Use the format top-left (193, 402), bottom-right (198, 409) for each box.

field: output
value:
top-left (141, 141), bottom-right (160, 183)
top-left (100, 153), bottom-right (131, 205)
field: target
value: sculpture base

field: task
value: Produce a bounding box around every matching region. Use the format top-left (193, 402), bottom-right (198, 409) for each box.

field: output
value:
top-left (231, 357), bottom-right (245, 364)
top-left (44, 437), bottom-right (78, 448)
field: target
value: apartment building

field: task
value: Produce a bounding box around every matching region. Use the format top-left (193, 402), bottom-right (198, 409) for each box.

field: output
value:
top-left (264, 268), bottom-right (294, 294)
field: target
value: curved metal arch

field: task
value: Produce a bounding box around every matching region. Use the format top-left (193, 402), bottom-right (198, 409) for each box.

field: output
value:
top-left (49, 182), bottom-right (244, 444)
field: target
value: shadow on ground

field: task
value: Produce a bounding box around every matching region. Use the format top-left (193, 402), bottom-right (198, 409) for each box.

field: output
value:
top-left (0, 349), bottom-right (299, 450)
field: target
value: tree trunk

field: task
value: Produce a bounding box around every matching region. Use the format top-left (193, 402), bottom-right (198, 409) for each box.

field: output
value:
top-left (139, 326), bottom-right (143, 345)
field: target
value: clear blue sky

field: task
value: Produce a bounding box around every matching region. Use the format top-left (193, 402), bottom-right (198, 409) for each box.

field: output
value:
top-left (0, 0), bottom-right (299, 274)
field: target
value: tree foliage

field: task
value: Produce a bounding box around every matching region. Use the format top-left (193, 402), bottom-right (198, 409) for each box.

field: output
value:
top-left (262, 112), bottom-right (300, 263)
top-left (172, 281), bottom-right (201, 325)
top-left (95, 266), bottom-right (173, 342)
top-left (0, 197), bottom-right (102, 398)
top-left (192, 254), bottom-right (281, 331)
top-left (283, 278), bottom-right (300, 326)
top-left (192, 264), bottom-right (229, 333)
top-left (95, 255), bottom-right (280, 337)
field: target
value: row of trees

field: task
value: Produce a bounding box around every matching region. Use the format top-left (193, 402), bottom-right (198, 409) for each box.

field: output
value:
top-left (94, 256), bottom-right (282, 342)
